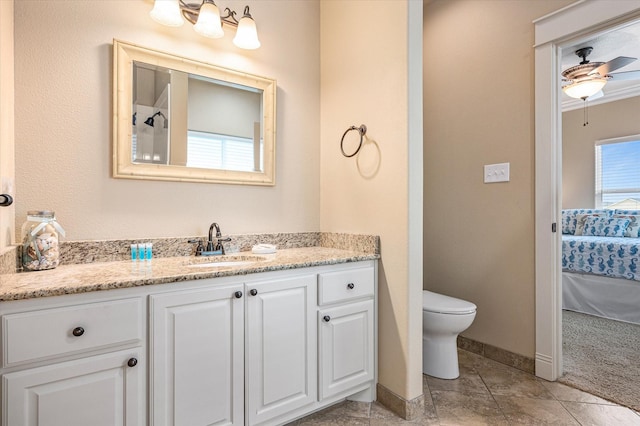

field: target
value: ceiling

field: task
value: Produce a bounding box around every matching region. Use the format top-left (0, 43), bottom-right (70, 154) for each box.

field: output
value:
top-left (561, 18), bottom-right (640, 111)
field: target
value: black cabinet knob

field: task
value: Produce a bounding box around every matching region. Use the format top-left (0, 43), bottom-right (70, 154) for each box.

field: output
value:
top-left (127, 358), bottom-right (138, 368)
top-left (347, 283), bottom-right (355, 289)
top-left (323, 315), bottom-right (331, 322)
top-left (235, 291), bottom-right (243, 298)
top-left (250, 289), bottom-right (258, 296)
top-left (72, 327), bottom-right (85, 337)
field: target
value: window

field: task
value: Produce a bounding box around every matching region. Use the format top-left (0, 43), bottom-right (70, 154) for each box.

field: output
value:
top-left (595, 136), bottom-right (640, 208)
top-left (186, 130), bottom-right (263, 172)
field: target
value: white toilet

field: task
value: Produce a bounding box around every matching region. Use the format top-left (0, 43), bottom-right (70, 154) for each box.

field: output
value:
top-left (422, 290), bottom-right (476, 380)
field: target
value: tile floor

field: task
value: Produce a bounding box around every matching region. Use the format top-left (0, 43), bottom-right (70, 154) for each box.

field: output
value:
top-left (289, 349), bottom-right (640, 425)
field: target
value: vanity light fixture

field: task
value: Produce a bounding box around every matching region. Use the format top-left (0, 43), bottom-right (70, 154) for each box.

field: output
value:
top-left (149, 0), bottom-right (261, 50)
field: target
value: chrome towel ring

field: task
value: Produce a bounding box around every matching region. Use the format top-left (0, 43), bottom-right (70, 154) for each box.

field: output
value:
top-left (340, 124), bottom-right (367, 158)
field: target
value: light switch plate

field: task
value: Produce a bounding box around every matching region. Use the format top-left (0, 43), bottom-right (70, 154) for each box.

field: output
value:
top-left (484, 162), bottom-right (510, 183)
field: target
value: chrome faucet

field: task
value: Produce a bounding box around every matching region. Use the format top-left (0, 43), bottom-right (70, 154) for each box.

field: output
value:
top-left (204, 222), bottom-right (231, 255)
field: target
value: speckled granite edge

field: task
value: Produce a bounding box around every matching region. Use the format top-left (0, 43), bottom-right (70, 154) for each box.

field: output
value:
top-left (0, 247), bottom-right (379, 301)
top-left (1, 232), bottom-right (379, 271)
top-left (320, 233), bottom-right (380, 255)
top-left (0, 247), bottom-right (18, 275)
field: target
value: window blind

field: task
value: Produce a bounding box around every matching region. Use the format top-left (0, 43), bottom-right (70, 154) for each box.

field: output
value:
top-left (187, 130), bottom-right (263, 172)
top-left (595, 139), bottom-right (640, 208)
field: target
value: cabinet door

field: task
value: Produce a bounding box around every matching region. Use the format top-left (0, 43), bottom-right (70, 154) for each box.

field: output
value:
top-left (2, 349), bottom-right (144, 426)
top-left (246, 275), bottom-right (317, 425)
top-left (319, 299), bottom-right (374, 400)
top-left (150, 284), bottom-right (244, 426)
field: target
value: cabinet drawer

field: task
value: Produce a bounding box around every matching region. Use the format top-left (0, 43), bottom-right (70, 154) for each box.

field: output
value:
top-left (318, 267), bottom-right (374, 306)
top-left (2, 298), bottom-right (143, 367)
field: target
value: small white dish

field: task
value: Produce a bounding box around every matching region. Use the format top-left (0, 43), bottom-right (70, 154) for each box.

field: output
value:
top-left (252, 244), bottom-right (276, 254)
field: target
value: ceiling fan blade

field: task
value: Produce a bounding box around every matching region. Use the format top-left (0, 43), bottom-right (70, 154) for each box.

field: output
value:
top-left (607, 70), bottom-right (640, 81)
top-left (588, 56), bottom-right (636, 76)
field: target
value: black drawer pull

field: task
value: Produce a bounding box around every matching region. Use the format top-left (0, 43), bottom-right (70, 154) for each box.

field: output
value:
top-left (250, 289), bottom-right (258, 296)
top-left (127, 358), bottom-right (138, 368)
top-left (347, 283), bottom-right (355, 289)
top-left (235, 291), bottom-right (243, 298)
top-left (72, 327), bottom-right (85, 337)
top-left (323, 315), bottom-right (331, 322)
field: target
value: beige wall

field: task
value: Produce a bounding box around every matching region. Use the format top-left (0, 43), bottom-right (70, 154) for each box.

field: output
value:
top-left (423, 0), bottom-right (573, 358)
top-left (11, 0), bottom-right (423, 404)
top-left (0, 0), bottom-right (15, 250)
top-left (320, 0), bottom-right (423, 401)
top-left (14, 0), bottom-right (320, 240)
top-left (562, 96), bottom-right (640, 209)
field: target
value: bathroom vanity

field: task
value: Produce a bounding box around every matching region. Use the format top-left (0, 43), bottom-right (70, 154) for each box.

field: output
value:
top-left (0, 247), bottom-right (377, 426)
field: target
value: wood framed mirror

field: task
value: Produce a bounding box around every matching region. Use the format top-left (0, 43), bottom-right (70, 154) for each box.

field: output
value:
top-left (113, 40), bottom-right (276, 185)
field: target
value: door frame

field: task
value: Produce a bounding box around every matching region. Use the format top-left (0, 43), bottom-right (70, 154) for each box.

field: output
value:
top-left (534, 0), bottom-right (640, 381)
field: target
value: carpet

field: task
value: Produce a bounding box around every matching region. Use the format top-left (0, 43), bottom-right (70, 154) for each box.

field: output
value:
top-left (560, 310), bottom-right (640, 412)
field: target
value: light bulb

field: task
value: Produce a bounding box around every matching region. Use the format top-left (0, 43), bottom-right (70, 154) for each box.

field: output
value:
top-left (194, 1), bottom-right (224, 38)
top-left (150, 0), bottom-right (184, 27)
top-left (233, 10), bottom-right (260, 50)
top-left (563, 78), bottom-right (607, 99)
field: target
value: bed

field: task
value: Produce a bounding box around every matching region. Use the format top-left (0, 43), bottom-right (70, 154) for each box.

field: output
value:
top-left (561, 209), bottom-right (640, 324)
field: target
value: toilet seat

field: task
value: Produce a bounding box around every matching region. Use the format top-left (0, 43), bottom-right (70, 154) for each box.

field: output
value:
top-left (423, 290), bottom-right (476, 315)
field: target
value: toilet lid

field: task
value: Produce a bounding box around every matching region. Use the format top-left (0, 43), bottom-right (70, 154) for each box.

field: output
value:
top-left (423, 290), bottom-right (477, 314)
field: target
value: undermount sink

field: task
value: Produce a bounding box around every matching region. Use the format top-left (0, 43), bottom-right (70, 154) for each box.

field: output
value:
top-left (186, 255), bottom-right (267, 268)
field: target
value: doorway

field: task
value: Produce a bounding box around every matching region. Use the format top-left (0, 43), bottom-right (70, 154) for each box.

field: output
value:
top-left (558, 22), bottom-right (640, 410)
top-left (534, 0), bottom-right (640, 381)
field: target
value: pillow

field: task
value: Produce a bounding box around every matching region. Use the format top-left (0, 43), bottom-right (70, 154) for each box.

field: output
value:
top-left (582, 216), bottom-right (630, 237)
top-left (574, 213), bottom-right (608, 236)
top-left (561, 209), bottom-right (611, 234)
top-left (615, 209), bottom-right (640, 216)
top-left (613, 214), bottom-right (640, 238)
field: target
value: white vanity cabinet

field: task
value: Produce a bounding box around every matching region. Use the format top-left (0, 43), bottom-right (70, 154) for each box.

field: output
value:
top-left (0, 296), bottom-right (146, 426)
top-left (149, 274), bottom-right (317, 426)
top-left (1, 258), bottom-right (377, 426)
top-left (317, 266), bottom-right (375, 400)
top-left (150, 282), bottom-right (245, 426)
top-left (245, 275), bottom-right (317, 425)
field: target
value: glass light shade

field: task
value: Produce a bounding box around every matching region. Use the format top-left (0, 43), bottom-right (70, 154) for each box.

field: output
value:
top-left (233, 17), bottom-right (261, 50)
top-left (563, 78), bottom-right (607, 99)
top-left (194, 2), bottom-right (224, 38)
top-left (150, 0), bottom-right (184, 27)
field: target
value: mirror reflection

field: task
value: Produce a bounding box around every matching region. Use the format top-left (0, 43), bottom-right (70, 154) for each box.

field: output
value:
top-left (132, 63), bottom-right (264, 172)
top-left (113, 40), bottom-right (276, 185)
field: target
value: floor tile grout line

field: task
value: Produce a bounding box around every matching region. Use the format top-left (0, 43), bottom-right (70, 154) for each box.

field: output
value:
top-left (474, 365), bottom-right (511, 424)
top-left (557, 399), bottom-right (587, 426)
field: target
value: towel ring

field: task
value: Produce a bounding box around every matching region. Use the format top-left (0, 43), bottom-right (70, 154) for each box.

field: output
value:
top-left (340, 124), bottom-right (367, 158)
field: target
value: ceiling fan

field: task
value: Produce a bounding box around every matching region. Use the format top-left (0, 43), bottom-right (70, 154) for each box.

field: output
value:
top-left (562, 47), bottom-right (640, 100)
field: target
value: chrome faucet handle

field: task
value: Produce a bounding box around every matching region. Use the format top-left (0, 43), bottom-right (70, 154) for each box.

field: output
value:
top-left (188, 239), bottom-right (205, 256)
top-left (213, 236), bottom-right (232, 255)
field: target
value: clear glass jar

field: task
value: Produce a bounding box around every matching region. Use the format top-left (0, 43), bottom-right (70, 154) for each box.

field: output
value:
top-left (21, 211), bottom-right (65, 271)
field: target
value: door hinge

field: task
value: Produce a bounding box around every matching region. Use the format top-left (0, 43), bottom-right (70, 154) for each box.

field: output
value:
top-left (552, 223), bottom-right (557, 233)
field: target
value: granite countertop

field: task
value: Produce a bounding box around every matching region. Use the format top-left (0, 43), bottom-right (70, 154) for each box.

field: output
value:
top-left (0, 247), bottom-right (379, 301)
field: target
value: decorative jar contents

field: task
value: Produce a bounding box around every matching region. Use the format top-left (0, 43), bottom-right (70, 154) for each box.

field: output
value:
top-left (21, 211), bottom-right (65, 271)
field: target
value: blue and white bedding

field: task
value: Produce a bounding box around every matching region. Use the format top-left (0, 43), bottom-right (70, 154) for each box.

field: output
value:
top-left (561, 208), bottom-right (640, 281)
top-left (562, 235), bottom-right (640, 281)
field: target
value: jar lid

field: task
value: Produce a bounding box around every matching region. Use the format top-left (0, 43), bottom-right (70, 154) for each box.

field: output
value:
top-left (27, 210), bottom-right (55, 217)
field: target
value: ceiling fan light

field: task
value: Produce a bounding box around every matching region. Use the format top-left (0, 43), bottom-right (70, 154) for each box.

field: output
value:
top-left (194, 1), bottom-right (224, 39)
top-left (563, 78), bottom-right (607, 99)
top-left (150, 0), bottom-right (184, 27)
